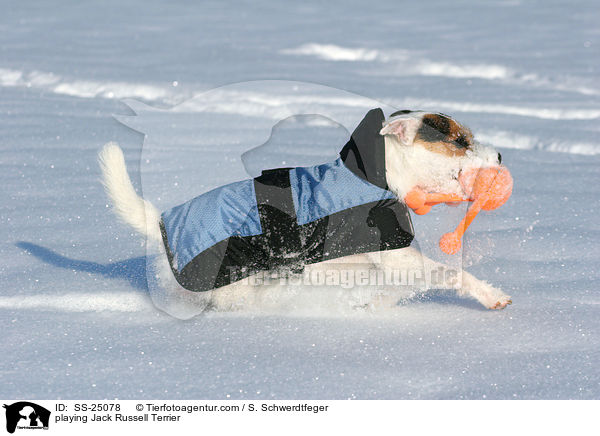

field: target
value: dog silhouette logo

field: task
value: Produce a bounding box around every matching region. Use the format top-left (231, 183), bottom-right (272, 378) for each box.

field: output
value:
top-left (3, 402), bottom-right (50, 433)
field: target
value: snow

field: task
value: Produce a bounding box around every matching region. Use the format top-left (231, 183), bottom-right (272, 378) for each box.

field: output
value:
top-left (1, 0), bottom-right (599, 399)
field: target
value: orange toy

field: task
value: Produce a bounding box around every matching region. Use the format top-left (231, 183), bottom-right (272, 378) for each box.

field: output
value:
top-left (404, 166), bottom-right (513, 255)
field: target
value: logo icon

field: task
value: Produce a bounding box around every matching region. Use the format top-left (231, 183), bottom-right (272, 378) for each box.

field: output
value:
top-left (3, 402), bottom-right (50, 434)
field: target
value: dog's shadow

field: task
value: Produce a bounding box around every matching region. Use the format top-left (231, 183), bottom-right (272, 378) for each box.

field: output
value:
top-left (398, 290), bottom-right (487, 311)
top-left (16, 242), bottom-right (147, 291)
top-left (16, 242), bottom-right (490, 311)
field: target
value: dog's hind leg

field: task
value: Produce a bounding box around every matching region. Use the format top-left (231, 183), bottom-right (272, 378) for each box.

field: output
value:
top-left (144, 227), bottom-right (214, 319)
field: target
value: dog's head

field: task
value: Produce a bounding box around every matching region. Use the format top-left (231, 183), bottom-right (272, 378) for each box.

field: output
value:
top-left (380, 110), bottom-right (502, 198)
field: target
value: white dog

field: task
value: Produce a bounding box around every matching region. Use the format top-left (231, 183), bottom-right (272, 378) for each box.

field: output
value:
top-left (99, 109), bottom-right (511, 316)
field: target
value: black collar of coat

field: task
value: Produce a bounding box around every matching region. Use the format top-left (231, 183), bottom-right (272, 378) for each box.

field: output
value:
top-left (339, 108), bottom-right (388, 190)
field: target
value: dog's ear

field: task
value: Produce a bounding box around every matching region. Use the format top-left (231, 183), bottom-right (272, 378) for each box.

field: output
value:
top-left (379, 117), bottom-right (420, 146)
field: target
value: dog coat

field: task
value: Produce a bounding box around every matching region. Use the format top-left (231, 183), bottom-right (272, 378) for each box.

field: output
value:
top-left (160, 108), bottom-right (414, 292)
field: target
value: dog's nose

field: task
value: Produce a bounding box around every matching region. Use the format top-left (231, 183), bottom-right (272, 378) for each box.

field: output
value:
top-left (497, 152), bottom-right (502, 164)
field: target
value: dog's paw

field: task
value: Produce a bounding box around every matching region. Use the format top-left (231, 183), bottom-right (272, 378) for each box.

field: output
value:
top-left (488, 295), bottom-right (512, 310)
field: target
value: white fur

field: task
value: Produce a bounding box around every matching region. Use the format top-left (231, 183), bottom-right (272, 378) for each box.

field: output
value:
top-left (384, 130), bottom-right (502, 199)
top-left (98, 142), bottom-right (162, 242)
top-left (366, 247), bottom-right (511, 309)
top-left (98, 126), bottom-right (511, 317)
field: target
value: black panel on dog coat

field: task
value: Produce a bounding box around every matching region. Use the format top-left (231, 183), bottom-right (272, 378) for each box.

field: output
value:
top-left (160, 108), bottom-right (414, 292)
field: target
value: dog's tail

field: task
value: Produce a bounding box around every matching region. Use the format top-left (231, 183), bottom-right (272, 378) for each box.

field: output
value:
top-left (98, 142), bottom-right (162, 243)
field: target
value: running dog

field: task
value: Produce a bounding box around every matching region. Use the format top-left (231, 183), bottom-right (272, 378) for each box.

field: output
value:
top-left (99, 108), bottom-right (512, 313)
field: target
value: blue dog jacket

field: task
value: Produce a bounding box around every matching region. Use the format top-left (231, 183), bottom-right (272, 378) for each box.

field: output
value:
top-left (160, 108), bottom-right (414, 292)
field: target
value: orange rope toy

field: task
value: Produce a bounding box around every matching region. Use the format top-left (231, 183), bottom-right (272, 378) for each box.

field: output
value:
top-left (404, 166), bottom-right (513, 255)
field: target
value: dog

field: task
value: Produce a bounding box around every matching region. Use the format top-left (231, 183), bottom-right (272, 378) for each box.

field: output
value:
top-left (99, 108), bottom-right (512, 314)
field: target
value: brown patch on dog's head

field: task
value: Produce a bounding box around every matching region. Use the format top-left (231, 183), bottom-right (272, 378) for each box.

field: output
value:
top-left (414, 113), bottom-right (474, 157)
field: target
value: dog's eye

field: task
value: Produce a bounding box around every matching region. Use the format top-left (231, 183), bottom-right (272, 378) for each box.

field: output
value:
top-left (454, 135), bottom-right (470, 149)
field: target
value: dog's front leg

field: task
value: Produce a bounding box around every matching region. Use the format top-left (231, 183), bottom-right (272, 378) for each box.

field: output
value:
top-left (368, 247), bottom-right (511, 309)
top-left (458, 267), bottom-right (512, 309)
